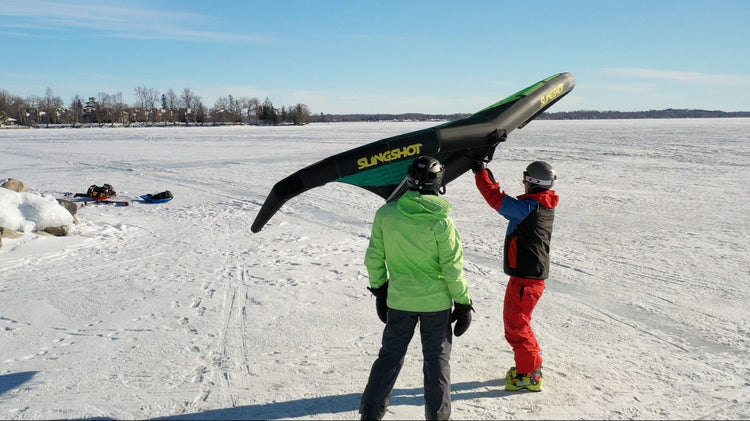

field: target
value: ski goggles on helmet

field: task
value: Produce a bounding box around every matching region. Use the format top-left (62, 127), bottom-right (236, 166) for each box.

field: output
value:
top-left (523, 171), bottom-right (554, 186)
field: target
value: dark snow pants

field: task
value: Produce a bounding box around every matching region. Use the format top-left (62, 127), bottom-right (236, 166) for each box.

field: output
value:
top-left (360, 308), bottom-right (453, 421)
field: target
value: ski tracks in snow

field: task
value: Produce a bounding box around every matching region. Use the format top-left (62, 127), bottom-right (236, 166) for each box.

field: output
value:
top-left (190, 265), bottom-right (253, 409)
top-left (178, 208), bottom-right (380, 418)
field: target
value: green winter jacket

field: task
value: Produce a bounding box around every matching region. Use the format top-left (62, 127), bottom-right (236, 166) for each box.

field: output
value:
top-left (365, 190), bottom-right (471, 312)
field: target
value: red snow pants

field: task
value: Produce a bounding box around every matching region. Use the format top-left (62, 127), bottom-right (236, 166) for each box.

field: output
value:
top-left (503, 276), bottom-right (545, 374)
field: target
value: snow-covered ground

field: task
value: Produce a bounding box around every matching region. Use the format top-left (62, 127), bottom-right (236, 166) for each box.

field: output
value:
top-left (1, 119), bottom-right (748, 420)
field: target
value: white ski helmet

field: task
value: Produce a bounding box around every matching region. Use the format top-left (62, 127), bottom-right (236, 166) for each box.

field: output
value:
top-left (524, 161), bottom-right (556, 191)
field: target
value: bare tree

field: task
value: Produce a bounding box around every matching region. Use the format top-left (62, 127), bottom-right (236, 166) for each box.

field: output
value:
top-left (70, 95), bottom-right (84, 125)
top-left (133, 86), bottom-right (160, 123)
top-left (25, 95), bottom-right (41, 125)
top-left (239, 96), bottom-right (260, 124)
top-left (96, 92), bottom-right (113, 126)
top-left (42, 87), bottom-right (63, 126)
top-left (111, 92), bottom-right (127, 126)
top-left (196, 101), bottom-right (207, 126)
top-left (179, 88), bottom-right (201, 124)
top-left (213, 96), bottom-right (230, 111)
top-left (164, 89), bottom-right (177, 109)
top-left (228, 95), bottom-right (242, 123)
top-left (133, 86), bottom-right (147, 109)
top-left (0, 89), bottom-right (9, 122)
top-left (134, 86), bottom-right (159, 109)
top-left (292, 103), bottom-right (311, 125)
top-left (40, 88), bottom-right (53, 124)
top-left (161, 89), bottom-right (179, 125)
top-left (179, 88), bottom-right (195, 110)
top-left (211, 96), bottom-right (231, 124)
top-left (0, 89), bottom-right (26, 125)
top-left (146, 89), bottom-right (159, 111)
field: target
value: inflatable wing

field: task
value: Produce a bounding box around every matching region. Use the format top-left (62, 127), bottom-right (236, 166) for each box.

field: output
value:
top-left (251, 72), bottom-right (575, 233)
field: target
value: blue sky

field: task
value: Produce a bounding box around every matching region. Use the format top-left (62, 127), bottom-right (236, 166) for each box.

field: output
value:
top-left (2, 0), bottom-right (749, 114)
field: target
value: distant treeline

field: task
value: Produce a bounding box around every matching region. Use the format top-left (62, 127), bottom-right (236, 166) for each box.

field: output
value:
top-left (0, 87), bottom-right (311, 127)
top-left (311, 113), bottom-right (471, 123)
top-left (313, 108), bottom-right (750, 123)
top-left (538, 109), bottom-right (750, 120)
top-left (3, 83), bottom-right (749, 128)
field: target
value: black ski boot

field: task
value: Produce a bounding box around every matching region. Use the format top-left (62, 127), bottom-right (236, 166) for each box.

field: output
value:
top-left (359, 402), bottom-right (387, 421)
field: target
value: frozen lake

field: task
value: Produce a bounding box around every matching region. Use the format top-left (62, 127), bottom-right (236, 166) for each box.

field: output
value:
top-left (1, 118), bottom-right (749, 419)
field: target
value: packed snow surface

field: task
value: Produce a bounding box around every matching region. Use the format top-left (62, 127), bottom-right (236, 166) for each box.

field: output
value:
top-left (1, 119), bottom-right (749, 420)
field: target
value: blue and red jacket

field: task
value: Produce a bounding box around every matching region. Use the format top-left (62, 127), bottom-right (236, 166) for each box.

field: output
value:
top-left (475, 169), bottom-right (559, 280)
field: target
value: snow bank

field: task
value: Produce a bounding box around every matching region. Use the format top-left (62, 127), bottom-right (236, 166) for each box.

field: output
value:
top-left (0, 185), bottom-right (74, 232)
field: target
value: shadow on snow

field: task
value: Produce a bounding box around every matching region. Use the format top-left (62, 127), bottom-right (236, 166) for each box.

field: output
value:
top-left (155, 379), bottom-right (517, 420)
top-left (0, 371), bottom-right (37, 397)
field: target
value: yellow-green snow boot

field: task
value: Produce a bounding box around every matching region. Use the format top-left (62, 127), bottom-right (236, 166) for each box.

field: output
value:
top-left (505, 367), bottom-right (542, 392)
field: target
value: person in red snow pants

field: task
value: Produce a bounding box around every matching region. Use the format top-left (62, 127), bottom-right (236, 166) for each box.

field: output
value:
top-left (504, 276), bottom-right (545, 373)
top-left (473, 160), bottom-right (558, 389)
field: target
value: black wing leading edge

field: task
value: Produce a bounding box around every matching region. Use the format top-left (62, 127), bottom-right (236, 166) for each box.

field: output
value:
top-left (251, 72), bottom-right (575, 232)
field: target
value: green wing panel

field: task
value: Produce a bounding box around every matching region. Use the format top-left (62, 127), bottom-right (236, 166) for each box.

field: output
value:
top-left (251, 72), bottom-right (575, 232)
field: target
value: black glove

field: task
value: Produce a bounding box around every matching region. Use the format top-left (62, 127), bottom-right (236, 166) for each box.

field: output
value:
top-left (367, 282), bottom-right (388, 324)
top-left (471, 160), bottom-right (486, 174)
top-left (450, 301), bottom-right (474, 337)
top-left (486, 168), bottom-right (497, 184)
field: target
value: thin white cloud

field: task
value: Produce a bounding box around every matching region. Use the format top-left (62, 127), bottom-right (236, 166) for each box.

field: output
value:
top-left (312, 92), bottom-right (498, 115)
top-left (0, 0), bottom-right (273, 43)
top-left (582, 82), bottom-right (660, 94)
top-left (603, 68), bottom-right (750, 86)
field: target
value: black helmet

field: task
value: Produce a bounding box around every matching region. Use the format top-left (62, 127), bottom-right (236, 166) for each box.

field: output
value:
top-left (406, 156), bottom-right (445, 194)
top-left (524, 161), bottom-right (556, 191)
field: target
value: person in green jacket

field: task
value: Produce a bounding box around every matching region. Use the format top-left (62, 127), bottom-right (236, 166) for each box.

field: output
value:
top-left (359, 156), bottom-right (473, 421)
